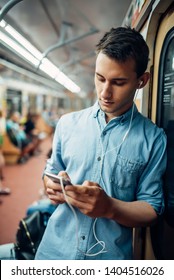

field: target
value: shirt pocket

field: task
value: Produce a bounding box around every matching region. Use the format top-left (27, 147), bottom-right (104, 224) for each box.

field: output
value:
top-left (110, 155), bottom-right (145, 200)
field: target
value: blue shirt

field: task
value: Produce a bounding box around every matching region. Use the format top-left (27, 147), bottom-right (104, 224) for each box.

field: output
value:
top-left (35, 102), bottom-right (167, 260)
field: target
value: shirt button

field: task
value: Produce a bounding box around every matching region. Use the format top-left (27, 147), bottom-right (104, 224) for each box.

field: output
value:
top-left (103, 131), bottom-right (107, 136)
top-left (81, 236), bottom-right (85, 240)
top-left (97, 156), bottom-right (101, 161)
top-left (110, 178), bottom-right (114, 183)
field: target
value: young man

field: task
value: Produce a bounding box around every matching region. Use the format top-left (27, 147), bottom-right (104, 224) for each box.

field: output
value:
top-left (35, 27), bottom-right (167, 260)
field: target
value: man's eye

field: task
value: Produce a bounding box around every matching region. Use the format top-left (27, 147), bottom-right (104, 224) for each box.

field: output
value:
top-left (112, 81), bottom-right (125, 86)
top-left (97, 77), bottom-right (105, 82)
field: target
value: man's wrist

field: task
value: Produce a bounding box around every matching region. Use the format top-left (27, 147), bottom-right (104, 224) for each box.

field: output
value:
top-left (104, 197), bottom-right (116, 220)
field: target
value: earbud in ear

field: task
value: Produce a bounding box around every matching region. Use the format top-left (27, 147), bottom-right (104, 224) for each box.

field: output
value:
top-left (138, 81), bottom-right (143, 88)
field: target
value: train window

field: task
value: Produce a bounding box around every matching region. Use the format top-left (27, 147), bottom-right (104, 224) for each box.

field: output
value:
top-left (151, 27), bottom-right (174, 260)
top-left (157, 28), bottom-right (174, 226)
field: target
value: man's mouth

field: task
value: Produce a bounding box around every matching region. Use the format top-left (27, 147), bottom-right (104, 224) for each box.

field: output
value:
top-left (100, 99), bottom-right (114, 106)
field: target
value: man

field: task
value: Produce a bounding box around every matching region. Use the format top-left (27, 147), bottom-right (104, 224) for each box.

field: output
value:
top-left (35, 27), bottom-right (167, 260)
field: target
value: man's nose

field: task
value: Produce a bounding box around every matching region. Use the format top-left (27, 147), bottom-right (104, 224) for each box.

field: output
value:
top-left (100, 83), bottom-right (112, 99)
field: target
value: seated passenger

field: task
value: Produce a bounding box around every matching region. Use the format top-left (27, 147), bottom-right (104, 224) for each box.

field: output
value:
top-left (24, 112), bottom-right (46, 154)
top-left (0, 152), bottom-right (10, 195)
top-left (6, 111), bottom-right (38, 163)
top-left (0, 110), bottom-right (11, 195)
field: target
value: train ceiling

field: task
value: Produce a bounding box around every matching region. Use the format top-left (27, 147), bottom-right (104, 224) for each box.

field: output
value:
top-left (0, 0), bottom-right (132, 98)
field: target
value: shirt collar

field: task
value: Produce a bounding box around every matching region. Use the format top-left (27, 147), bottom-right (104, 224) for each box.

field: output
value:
top-left (92, 101), bottom-right (138, 124)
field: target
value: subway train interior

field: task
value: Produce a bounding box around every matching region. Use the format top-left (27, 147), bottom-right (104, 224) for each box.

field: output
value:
top-left (0, 0), bottom-right (174, 260)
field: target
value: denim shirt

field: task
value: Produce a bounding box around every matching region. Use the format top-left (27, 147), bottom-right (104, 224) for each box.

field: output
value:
top-left (35, 102), bottom-right (167, 260)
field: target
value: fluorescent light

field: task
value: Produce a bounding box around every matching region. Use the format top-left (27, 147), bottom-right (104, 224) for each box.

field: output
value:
top-left (4, 24), bottom-right (43, 60)
top-left (39, 58), bottom-right (61, 78)
top-left (55, 72), bottom-right (81, 93)
top-left (64, 81), bottom-right (81, 93)
top-left (39, 63), bottom-right (56, 79)
top-left (0, 19), bottom-right (6, 28)
top-left (0, 31), bottom-right (39, 66)
top-left (0, 20), bottom-right (81, 94)
top-left (39, 60), bottom-right (81, 93)
top-left (55, 71), bottom-right (70, 85)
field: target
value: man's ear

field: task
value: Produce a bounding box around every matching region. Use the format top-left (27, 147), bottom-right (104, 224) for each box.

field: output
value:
top-left (137, 72), bottom-right (150, 88)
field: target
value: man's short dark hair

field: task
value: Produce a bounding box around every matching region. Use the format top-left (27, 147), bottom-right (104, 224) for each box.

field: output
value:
top-left (96, 27), bottom-right (149, 78)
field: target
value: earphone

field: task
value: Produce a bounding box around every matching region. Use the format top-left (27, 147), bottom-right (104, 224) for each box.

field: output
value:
top-left (138, 80), bottom-right (143, 88)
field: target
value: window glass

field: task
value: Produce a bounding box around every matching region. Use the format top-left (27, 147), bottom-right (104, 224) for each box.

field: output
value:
top-left (160, 34), bottom-right (174, 227)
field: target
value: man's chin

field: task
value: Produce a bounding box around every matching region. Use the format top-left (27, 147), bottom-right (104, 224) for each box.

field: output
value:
top-left (99, 104), bottom-right (114, 114)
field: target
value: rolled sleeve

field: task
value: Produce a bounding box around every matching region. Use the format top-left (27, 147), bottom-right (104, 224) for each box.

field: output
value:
top-left (136, 131), bottom-right (167, 215)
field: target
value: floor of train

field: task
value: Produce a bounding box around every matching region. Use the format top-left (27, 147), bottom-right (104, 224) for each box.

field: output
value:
top-left (0, 137), bottom-right (52, 245)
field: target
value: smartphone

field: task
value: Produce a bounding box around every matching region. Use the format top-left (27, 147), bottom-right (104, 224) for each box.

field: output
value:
top-left (45, 171), bottom-right (72, 186)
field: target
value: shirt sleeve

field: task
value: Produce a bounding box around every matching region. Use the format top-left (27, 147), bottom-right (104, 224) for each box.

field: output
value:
top-left (136, 130), bottom-right (167, 215)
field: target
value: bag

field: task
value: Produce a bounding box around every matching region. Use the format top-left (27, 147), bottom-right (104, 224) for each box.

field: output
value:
top-left (14, 211), bottom-right (50, 260)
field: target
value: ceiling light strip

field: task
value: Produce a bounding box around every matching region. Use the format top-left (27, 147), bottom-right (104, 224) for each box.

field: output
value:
top-left (0, 31), bottom-right (39, 66)
top-left (0, 21), bottom-right (81, 93)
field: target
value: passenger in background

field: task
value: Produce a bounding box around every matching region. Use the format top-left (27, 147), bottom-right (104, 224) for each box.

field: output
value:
top-left (0, 151), bottom-right (10, 195)
top-left (42, 108), bottom-right (59, 129)
top-left (24, 112), bottom-right (45, 154)
top-left (35, 27), bottom-right (167, 260)
top-left (0, 110), bottom-right (11, 195)
top-left (6, 111), bottom-right (38, 163)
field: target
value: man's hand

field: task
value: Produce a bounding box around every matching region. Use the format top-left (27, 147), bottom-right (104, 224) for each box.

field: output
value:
top-left (44, 173), bottom-right (157, 227)
top-left (65, 180), bottom-right (111, 218)
top-left (44, 171), bottom-right (71, 204)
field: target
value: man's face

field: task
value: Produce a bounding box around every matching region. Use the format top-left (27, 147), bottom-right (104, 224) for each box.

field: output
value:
top-left (95, 52), bottom-right (140, 122)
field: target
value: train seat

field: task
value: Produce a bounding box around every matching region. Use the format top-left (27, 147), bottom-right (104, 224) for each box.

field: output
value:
top-left (2, 134), bottom-right (21, 164)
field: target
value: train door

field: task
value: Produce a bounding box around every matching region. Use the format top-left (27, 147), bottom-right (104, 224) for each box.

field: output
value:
top-left (150, 6), bottom-right (174, 260)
